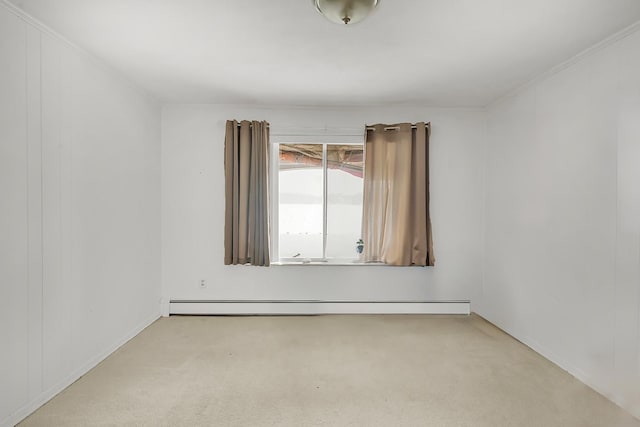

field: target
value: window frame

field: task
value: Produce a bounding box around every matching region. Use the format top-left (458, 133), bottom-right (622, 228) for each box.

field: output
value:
top-left (269, 130), bottom-right (365, 265)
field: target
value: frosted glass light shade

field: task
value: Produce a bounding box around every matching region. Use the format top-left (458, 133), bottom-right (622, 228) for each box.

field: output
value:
top-left (313, 0), bottom-right (380, 25)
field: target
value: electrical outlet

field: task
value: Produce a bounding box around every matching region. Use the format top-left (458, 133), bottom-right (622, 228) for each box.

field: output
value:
top-left (199, 279), bottom-right (206, 288)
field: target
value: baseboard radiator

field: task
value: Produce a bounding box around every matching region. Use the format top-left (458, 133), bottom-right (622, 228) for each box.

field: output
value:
top-left (169, 300), bottom-right (470, 315)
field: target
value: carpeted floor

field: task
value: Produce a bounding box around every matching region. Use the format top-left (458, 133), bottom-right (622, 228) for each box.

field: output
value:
top-left (19, 314), bottom-right (640, 426)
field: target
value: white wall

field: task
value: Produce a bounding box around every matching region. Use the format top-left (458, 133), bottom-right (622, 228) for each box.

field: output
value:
top-left (5, 0), bottom-right (636, 422)
top-left (0, 5), bottom-right (161, 426)
top-left (162, 104), bottom-right (485, 306)
top-left (477, 29), bottom-right (640, 418)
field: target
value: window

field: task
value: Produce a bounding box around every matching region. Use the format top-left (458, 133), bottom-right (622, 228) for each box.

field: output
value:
top-left (270, 141), bottom-right (364, 263)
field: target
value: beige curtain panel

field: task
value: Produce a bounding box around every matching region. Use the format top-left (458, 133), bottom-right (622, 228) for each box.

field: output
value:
top-left (224, 120), bottom-right (270, 266)
top-left (362, 122), bottom-right (435, 266)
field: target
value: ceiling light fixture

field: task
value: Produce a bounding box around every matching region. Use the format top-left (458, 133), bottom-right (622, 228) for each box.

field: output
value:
top-left (313, 0), bottom-right (380, 25)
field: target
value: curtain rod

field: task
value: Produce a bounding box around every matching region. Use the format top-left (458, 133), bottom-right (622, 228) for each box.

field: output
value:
top-left (236, 123), bottom-right (270, 128)
top-left (366, 124), bottom-right (430, 131)
top-left (235, 123), bottom-right (428, 130)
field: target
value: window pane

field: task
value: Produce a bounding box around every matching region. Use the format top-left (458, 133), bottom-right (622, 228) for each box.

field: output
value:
top-left (278, 144), bottom-right (323, 259)
top-left (326, 145), bottom-right (364, 259)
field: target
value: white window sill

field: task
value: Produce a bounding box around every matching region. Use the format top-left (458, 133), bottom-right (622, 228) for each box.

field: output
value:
top-left (271, 260), bottom-right (386, 267)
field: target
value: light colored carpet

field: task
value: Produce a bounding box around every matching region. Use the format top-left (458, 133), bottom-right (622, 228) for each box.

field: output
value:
top-left (20, 314), bottom-right (639, 427)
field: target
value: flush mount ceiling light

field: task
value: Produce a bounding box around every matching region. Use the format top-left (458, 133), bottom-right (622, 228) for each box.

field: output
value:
top-left (313, 0), bottom-right (380, 25)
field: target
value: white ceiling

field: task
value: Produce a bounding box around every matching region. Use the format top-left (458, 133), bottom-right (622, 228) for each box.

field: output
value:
top-left (11, 0), bottom-right (640, 106)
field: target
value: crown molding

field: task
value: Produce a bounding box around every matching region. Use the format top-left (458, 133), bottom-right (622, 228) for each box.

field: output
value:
top-left (5, 0), bottom-right (638, 112)
top-left (1, 0), bottom-right (159, 105)
top-left (161, 102), bottom-right (486, 113)
top-left (487, 18), bottom-right (640, 109)
top-left (2, 0), bottom-right (84, 53)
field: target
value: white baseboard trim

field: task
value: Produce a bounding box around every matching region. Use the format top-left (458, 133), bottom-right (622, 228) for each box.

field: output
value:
top-left (474, 311), bottom-right (640, 421)
top-left (161, 298), bottom-right (171, 317)
top-left (169, 300), bottom-right (470, 315)
top-left (1, 311), bottom-right (161, 427)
